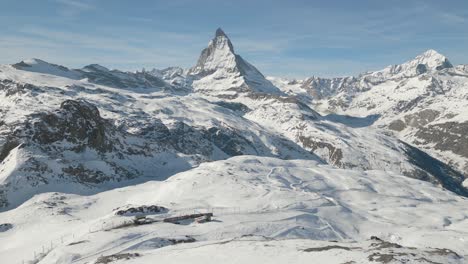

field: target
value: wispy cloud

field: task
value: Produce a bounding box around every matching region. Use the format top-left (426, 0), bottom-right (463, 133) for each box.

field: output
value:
top-left (126, 17), bottom-right (154, 23)
top-left (0, 25), bottom-right (204, 70)
top-left (253, 56), bottom-right (388, 79)
top-left (55, 0), bottom-right (94, 10)
top-left (1, 0), bottom-right (468, 77)
top-left (439, 12), bottom-right (467, 24)
top-left (233, 39), bottom-right (286, 54)
top-left (53, 0), bottom-right (96, 17)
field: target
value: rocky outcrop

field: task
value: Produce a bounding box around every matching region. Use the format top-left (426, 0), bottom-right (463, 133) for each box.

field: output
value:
top-left (0, 98), bottom-right (318, 210)
top-left (27, 100), bottom-right (115, 152)
top-left (402, 142), bottom-right (468, 197)
top-left (414, 121), bottom-right (468, 160)
top-left (79, 64), bottom-right (169, 89)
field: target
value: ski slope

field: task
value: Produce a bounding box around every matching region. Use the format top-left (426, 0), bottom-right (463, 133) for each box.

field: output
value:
top-left (1, 156), bottom-right (467, 263)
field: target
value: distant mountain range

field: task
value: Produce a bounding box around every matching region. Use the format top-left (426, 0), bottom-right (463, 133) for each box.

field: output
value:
top-left (1, 28), bottom-right (468, 212)
top-left (2, 27), bottom-right (468, 264)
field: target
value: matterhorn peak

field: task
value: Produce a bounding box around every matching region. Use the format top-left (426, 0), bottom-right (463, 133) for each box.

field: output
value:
top-left (212, 27), bottom-right (234, 53)
top-left (188, 28), bottom-right (237, 76)
top-left (188, 28), bottom-right (282, 95)
top-left (215, 27), bottom-right (227, 37)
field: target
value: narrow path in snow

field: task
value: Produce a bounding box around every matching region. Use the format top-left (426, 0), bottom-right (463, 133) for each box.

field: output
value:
top-left (264, 166), bottom-right (345, 241)
top-left (70, 231), bottom-right (158, 263)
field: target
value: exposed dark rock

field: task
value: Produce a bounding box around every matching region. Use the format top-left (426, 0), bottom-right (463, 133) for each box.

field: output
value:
top-left (404, 109), bottom-right (440, 128)
top-left (119, 119), bottom-right (170, 139)
top-left (0, 139), bottom-right (20, 163)
top-left (95, 253), bottom-right (141, 264)
top-left (395, 96), bottom-right (424, 112)
top-left (370, 236), bottom-right (403, 249)
top-left (367, 236), bottom-right (461, 263)
top-left (204, 127), bottom-right (258, 156)
top-left (168, 236), bottom-right (196, 244)
top-left (0, 79), bottom-right (43, 97)
top-left (402, 142), bottom-right (468, 197)
top-left (12, 59), bottom-right (72, 73)
top-left (78, 64), bottom-right (168, 89)
top-left (189, 29), bottom-right (235, 77)
top-left (168, 122), bottom-right (213, 157)
top-left (167, 122), bottom-right (260, 158)
top-left (426, 248), bottom-right (461, 259)
top-left (414, 121), bottom-right (468, 160)
top-left (67, 240), bottom-right (89, 246)
top-left (298, 137), bottom-right (343, 167)
top-left (388, 119), bottom-right (406, 131)
top-left (213, 101), bottom-right (250, 114)
top-left (416, 64), bottom-right (428, 75)
top-left (303, 245), bottom-right (358, 252)
top-left (0, 188), bottom-right (8, 208)
top-left (24, 100), bottom-right (116, 152)
top-left (215, 27), bottom-right (227, 37)
top-left (301, 76), bottom-right (361, 101)
top-left (114, 205), bottom-right (168, 216)
top-left (436, 58), bottom-right (454, 70)
top-left (0, 223), bottom-right (13, 232)
top-left (62, 165), bottom-right (112, 184)
top-left (388, 110), bottom-right (440, 132)
top-left (188, 29), bottom-right (282, 96)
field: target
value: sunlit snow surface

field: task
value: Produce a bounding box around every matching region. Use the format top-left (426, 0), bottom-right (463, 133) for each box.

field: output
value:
top-left (270, 50), bottom-right (468, 176)
top-left (1, 156), bottom-right (467, 263)
top-left (1, 31), bottom-right (468, 263)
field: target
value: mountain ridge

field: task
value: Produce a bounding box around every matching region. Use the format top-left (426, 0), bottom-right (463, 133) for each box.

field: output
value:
top-left (1, 29), bottom-right (467, 211)
top-left (1, 28), bottom-right (468, 264)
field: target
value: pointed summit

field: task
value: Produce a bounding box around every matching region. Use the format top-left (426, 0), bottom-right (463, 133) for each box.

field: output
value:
top-left (374, 49), bottom-right (453, 78)
top-left (188, 28), bottom-right (282, 96)
top-left (412, 49), bottom-right (453, 71)
top-left (215, 27), bottom-right (227, 37)
top-left (188, 28), bottom-right (236, 76)
top-left (421, 49), bottom-right (443, 57)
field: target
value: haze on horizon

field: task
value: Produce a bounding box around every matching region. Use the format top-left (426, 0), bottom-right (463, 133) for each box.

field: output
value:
top-left (0, 0), bottom-right (467, 78)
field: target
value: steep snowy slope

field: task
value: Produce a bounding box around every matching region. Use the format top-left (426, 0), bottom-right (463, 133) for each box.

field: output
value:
top-left (183, 30), bottom-right (468, 195)
top-left (1, 29), bottom-right (467, 212)
top-left (1, 27), bottom-right (468, 263)
top-left (188, 28), bottom-right (283, 97)
top-left (12, 59), bottom-right (175, 91)
top-left (366, 49), bottom-right (453, 81)
top-left (274, 50), bottom-right (468, 177)
top-left (343, 61), bottom-right (468, 176)
top-left (0, 156), bottom-right (466, 263)
top-left (0, 62), bottom-right (320, 210)
top-left (12, 59), bottom-right (83, 79)
top-left (148, 67), bottom-right (189, 89)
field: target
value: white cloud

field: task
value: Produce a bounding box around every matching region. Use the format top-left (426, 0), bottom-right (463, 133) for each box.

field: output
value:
top-left (0, 26), bottom-right (203, 70)
top-left (53, 0), bottom-right (96, 17)
top-left (54, 0), bottom-right (94, 10)
top-left (439, 12), bottom-right (467, 25)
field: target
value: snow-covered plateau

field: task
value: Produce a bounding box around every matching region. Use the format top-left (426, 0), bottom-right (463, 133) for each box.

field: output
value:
top-left (1, 28), bottom-right (468, 263)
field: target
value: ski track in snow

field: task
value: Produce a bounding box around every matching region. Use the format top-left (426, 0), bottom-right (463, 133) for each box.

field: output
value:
top-left (0, 30), bottom-right (468, 263)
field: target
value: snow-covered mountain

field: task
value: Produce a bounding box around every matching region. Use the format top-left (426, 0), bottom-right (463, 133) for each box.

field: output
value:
top-left (1, 28), bottom-right (467, 208)
top-left (0, 69), bottom-right (317, 209)
top-left (1, 156), bottom-right (467, 263)
top-left (187, 28), bottom-right (283, 97)
top-left (272, 49), bottom-right (468, 178)
top-left (1, 28), bottom-right (468, 263)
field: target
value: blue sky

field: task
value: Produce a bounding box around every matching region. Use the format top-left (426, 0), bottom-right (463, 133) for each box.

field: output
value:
top-left (0, 0), bottom-right (467, 78)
